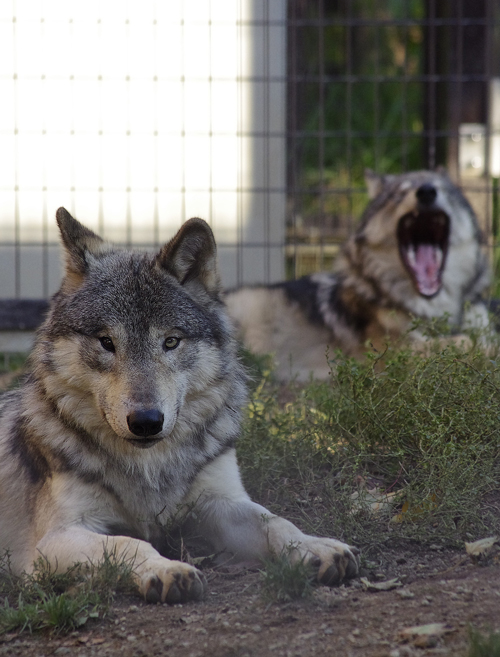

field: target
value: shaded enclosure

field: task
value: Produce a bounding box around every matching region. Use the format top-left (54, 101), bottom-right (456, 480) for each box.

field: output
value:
top-left (286, 0), bottom-right (500, 277)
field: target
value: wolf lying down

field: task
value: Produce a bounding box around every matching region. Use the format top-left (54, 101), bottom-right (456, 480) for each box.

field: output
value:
top-left (0, 209), bottom-right (359, 604)
top-left (226, 170), bottom-right (491, 380)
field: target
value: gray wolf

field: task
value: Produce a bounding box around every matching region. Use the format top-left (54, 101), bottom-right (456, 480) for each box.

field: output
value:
top-left (0, 208), bottom-right (359, 604)
top-left (225, 170), bottom-right (491, 380)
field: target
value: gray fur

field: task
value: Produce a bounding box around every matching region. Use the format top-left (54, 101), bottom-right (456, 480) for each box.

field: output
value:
top-left (226, 170), bottom-right (491, 380)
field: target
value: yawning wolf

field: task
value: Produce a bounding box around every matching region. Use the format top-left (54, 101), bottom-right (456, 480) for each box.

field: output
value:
top-left (0, 209), bottom-right (359, 603)
top-left (226, 170), bottom-right (491, 380)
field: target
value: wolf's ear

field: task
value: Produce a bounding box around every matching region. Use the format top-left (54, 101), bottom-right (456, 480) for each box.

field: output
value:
top-left (364, 169), bottom-right (385, 199)
top-left (156, 218), bottom-right (220, 297)
top-left (56, 207), bottom-right (107, 286)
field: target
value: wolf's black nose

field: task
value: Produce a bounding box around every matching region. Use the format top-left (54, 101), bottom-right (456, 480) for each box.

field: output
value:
top-left (127, 410), bottom-right (164, 437)
top-left (416, 183), bottom-right (437, 206)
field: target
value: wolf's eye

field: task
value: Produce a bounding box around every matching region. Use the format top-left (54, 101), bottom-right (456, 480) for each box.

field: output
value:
top-left (164, 336), bottom-right (181, 351)
top-left (99, 336), bottom-right (115, 353)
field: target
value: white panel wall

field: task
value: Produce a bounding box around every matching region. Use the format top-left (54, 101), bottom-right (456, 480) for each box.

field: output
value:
top-left (0, 0), bottom-right (287, 297)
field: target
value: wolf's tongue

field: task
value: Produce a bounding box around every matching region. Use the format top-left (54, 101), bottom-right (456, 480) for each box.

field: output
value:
top-left (408, 244), bottom-right (442, 297)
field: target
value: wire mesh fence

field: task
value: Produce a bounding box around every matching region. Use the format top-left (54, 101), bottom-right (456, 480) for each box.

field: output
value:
top-left (0, 0), bottom-right (499, 304)
top-left (0, 0), bottom-right (287, 299)
top-left (287, 0), bottom-right (500, 278)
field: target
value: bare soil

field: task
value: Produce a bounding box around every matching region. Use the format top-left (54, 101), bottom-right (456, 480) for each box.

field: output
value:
top-left (0, 370), bottom-right (498, 656)
top-left (1, 549), bottom-right (498, 657)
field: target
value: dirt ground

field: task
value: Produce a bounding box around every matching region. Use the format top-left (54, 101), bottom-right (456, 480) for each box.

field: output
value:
top-left (0, 547), bottom-right (498, 657)
top-left (0, 371), bottom-right (498, 656)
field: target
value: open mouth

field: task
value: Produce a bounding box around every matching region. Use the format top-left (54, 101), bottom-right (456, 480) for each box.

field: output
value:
top-left (397, 210), bottom-right (450, 298)
top-left (127, 437), bottom-right (163, 449)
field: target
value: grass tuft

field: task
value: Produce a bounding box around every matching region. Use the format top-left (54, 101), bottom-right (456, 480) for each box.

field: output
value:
top-left (468, 627), bottom-right (500, 657)
top-left (260, 544), bottom-right (316, 602)
top-left (0, 549), bottom-right (136, 635)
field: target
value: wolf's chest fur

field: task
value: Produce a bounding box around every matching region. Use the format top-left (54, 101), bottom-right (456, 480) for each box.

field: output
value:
top-left (6, 376), bottom-right (235, 540)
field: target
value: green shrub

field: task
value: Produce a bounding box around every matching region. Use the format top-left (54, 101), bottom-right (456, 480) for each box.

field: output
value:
top-left (238, 337), bottom-right (500, 552)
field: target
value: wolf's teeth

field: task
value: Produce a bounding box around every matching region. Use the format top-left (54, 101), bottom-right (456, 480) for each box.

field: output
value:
top-left (407, 246), bottom-right (416, 266)
top-left (435, 248), bottom-right (443, 267)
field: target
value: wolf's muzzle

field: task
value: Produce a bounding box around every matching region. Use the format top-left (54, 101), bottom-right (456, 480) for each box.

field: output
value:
top-left (127, 410), bottom-right (164, 438)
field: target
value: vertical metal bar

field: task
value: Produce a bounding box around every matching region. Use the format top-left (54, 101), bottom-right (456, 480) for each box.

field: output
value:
top-left (346, 0), bottom-right (353, 234)
top-left (373, 12), bottom-right (380, 172)
top-left (13, 4), bottom-right (20, 299)
top-left (402, 0), bottom-right (409, 171)
top-left (180, 5), bottom-right (186, 224)
top-left (236, 0), bottom-right (243, 286)
top-left (262, 0), bottom-right (271, 283)
top-left (484, 0), bottom-right (493, 246)
top-left (427, 0), bottom-right (437, 169)
top-left (69, 17), bottom-right (76, 218)
top-left (97, 15), bottom-right (104, 237)
top-left (42, 192), bottom-right (48, 297)
top-left (456, 0), bottom-right (464, 183)
top-left (125, 2), bottom-right (132, 248)
top-left (153, 1), bottom-right (159, 248)
top-left (208, 0), bottom-right (213, 230)
top-left (318, 0), bottom-right (325, 265)
top-left (490, 1), bottom-right (500, 266)
top-left (288, 0), bottom-right (298, 278)
top-left (41, 13), bottom-right (48, 297)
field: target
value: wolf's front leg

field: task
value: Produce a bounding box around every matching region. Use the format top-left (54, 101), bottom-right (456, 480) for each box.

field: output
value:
top-left (186, 450), bottom-right (359, 585)
top-left (35, 527), bottom-right (206, 604)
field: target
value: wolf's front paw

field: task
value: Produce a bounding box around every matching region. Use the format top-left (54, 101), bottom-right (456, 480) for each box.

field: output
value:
top-left (136, 558), bottom-right (207, 604)
top-left (298, 538), bottom-right (360, 586)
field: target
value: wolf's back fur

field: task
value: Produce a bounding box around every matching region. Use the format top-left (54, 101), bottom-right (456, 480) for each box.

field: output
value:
top-left (226, 170), bottom-right (491, 380)
top-left (0, 209), bottom-right (358, 603)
